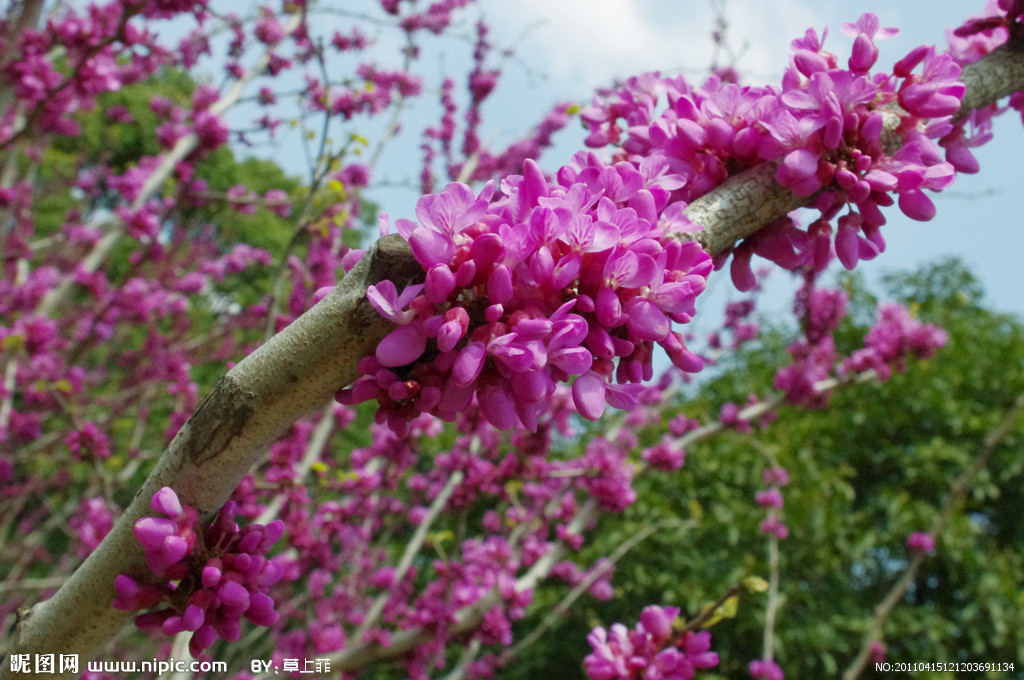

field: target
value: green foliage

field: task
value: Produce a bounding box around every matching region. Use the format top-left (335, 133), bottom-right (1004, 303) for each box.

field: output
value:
top-left (502, 259), bottom-right (1024, 679)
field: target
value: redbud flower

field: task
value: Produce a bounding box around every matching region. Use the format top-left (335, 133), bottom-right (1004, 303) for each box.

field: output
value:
top-left (760, 516), bottom-right (789, 540)
top-left (584, 606), bottom-right (718, 680)
top-left (340, 156), bottom-right (712, 433)
top-left (907, 531), bottom-right (935, 553)
top-left (750, 658), bottom-right (784, 680)
top-left (755, 489), bottom-right (784, 508)
top-left (117, 488), bottom-right (285, 657)
top-left (763, 468), bottom-right (790, 486)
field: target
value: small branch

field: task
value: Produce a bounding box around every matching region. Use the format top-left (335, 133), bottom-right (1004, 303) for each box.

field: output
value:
top-left (680, 582), bottom-right (745, 633)
top-left (437, 639), bottom-right (482, 680)
top-left (353, 467), bottom-right (466, 642)
top-left (675, 370), bottom-right (879, 450)
top-left (253, 404), bottom-right (338, 527)
top-left (497, 518), bottom-right (690, 666)
top-left (745, 438), bottom-right (785, 662)
top-left (839, 552), bottom-right (928, 680)
top-left (0, 577), bottom-right (67, 595)
top-left (762, 516), bottom-right (780, 660)
top-left (841, 390), bottom-right (1024, 680)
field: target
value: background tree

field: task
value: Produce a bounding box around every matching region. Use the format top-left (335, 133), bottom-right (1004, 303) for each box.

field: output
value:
top-left (504, 258), bottom-right (1024, 679)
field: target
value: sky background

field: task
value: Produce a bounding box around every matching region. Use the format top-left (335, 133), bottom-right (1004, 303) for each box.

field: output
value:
top-left (243, 1), bottom-right (1022, 324)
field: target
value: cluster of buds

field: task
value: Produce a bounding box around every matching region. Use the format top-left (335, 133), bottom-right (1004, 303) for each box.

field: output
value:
top-left (756, 467), bottom-right (790, 540)
top-left (906, 531), bottom-right (936, 554)
top-left (113, 487), bottom-right (284, 657)
top-left (584, 605), bottom-right (719, 680)
top-left (338, 157), bottom-right (712, 434)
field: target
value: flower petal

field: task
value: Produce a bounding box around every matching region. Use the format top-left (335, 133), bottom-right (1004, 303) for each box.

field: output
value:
top-left (376, 324), bottom-right (426, 367)
top-left (572, 371), bottom-right (607, 421)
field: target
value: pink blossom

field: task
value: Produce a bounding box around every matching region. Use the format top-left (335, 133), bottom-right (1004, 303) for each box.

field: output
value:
top-left (907, 531), bottom-right (936, 553)
top-left (119, 488), bottom-right (284, 657)
top-left (342, 157), bottom-right (712, 432)
top-left (584, 606), bottom-right (718, 680)
top-left (750, 658), bottom-right (784, 680)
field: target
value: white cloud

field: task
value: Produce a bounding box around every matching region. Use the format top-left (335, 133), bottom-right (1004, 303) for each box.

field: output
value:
top-left (483, 0), bottom-right (828, 96)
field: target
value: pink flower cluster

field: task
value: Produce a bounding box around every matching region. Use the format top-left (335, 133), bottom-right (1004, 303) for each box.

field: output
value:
top-left (773, 285), bottom-right (849, 407)
top-left (773, 281), bottom-right (947, 407)
top-left (757, 467), bottom-right (790, 540)
top-left (305, 63), bottom-right (423, 121)
top-left (68, 498), bottom-right (114, 560)
top-left (583, 605), bottom-right (719, 680)
top-left (579, 13), bottom-right (973, 287)
top-left (64, 422), bottom-right (112, 460)
top-left (254, 413), bottom-right (638, 676)
top-left (841, 304), bottom-right (948, 381)
top-left (113, 487), bottom-right (284, 657)
top-left (338, 156), bottom-right (712, 433)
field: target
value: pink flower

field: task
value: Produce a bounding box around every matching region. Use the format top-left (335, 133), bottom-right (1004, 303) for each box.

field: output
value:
top-left (583, 607), bottom-right (718, 680)
top-left (760, 516), bottom-right (789, 540)
top-left (840, 13), bottom-right (898, 73)
top-left (907, 531), bottom-right (936, 553)
top-left (342, 156), bottom-right (712, 432)
top-left (897, 48), bottom-right (965, 118)
top-left (750, 658), bottom-right (784, 680)
top-left (755, 489), bottom-right (784, 508)
top-left (119, 489), bottom-right (284, 657)
top-left (254, 16), bottom-right (286, 44)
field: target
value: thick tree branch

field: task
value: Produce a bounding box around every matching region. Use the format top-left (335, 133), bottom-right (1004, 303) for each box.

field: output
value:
top-left (1, 235), bottom-right (422, 680)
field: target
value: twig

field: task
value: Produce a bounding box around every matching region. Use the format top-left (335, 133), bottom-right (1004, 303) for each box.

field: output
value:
top-left (437, 639), bottom-right (482, 680)
top-left (497, 518), bottom-right (692, 666)
top-left (352, 467), bottom-right (466, 642)
top-left (254, 404), bottom-right (338, 527)
top-left (841, 390), bottom-right (1024, 680)
top-left (327, 499), bottom-right (599, 671)
top-left (681, 582), bottom-right (745, 633)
